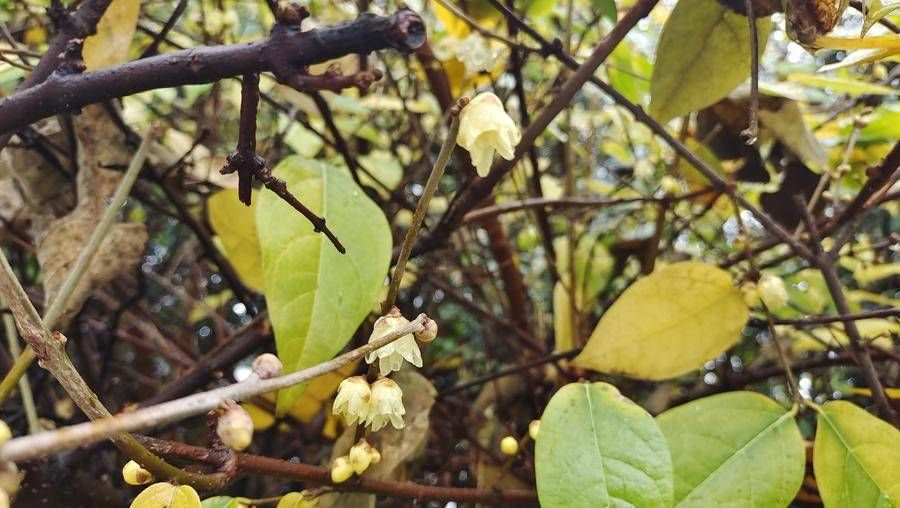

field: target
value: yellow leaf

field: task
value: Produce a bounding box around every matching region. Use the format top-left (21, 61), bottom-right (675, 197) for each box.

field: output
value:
top-left (207, 189), bottom-right (264, 291)
top-left (854, 263), bottom-right (900, 285)
top-left (83, 0), bottom-right (141, 70)
top-left (553, 282), bottom-right (576, 352)
top-left (574, 261), bottom-right (748, 380)
top-left (130, 483), bottom-right (201, 508)
top-left (241, 403), bottom-right (276, 431)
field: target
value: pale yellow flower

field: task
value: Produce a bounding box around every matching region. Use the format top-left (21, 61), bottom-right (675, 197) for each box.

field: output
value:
top-left (366, 378), bottom-right (405, 432)
top-left (458, 92), bottom-right (520, 177)
top-left (365, 308), bottom-right (422, 376)
top-left (332, 376), bottom-right (371, 425)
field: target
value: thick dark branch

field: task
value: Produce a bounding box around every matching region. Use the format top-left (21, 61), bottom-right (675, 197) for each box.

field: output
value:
top-left (0, 10), bottom-right (425, 136)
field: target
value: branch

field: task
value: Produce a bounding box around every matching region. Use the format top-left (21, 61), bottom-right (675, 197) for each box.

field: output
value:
top-left (0, 315), bottom-right (428, 463)
top-left (0, 10), bottom-right (426, 136)
top-left (140, 437), bottom-right (538, 505)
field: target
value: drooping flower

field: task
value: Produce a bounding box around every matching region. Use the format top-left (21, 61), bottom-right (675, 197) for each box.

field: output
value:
top-left (366, 378), bottom-right (405, 432)
top-left (365, 308), bottom-right (422, 377)
top-left (457, 92), bottom-right (520, 177)
top-left (332, 376), bottom-right (371, 425)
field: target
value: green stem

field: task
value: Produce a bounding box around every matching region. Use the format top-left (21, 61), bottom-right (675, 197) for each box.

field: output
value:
top-left (382, 115), bottom-right (460, 312)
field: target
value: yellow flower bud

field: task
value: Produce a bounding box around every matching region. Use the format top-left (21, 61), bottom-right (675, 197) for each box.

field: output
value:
top-left (500, 435), bottom-right (519, 456)
top-left (528, 420), bottom-right (540, 440)
top-left (758, 274), bottom-right (789, 310)
top-left (659, 175), bottom-right (682, 195)
top-left (251, 353), bottom-right (283, 379)
top-left (217, 401), bottom-right (254, 451)
top-left (122, 460), bottom-right (154, 486)
top-left (330, 456), bottom-right (354, 484)
top-left (348, 438), bottom-right (379, 475)
top-left (457, 92), bottom-right (521, 177)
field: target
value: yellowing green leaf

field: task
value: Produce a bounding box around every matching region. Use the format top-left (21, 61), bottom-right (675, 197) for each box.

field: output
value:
top-left (657, 392), bottom-right (805, 507)
top-left (207, 189), bottom-right (264, 291)
top-left (535, 382), bottom-right (673, 507)
top-left (201, 497), bottom-right (241, 508)
top-left (758, 100), bottom-right (828, 172)
top-left (787, 73), bottom-right (899, 96)
top-left (854, 263), bottom-right (900, 285)
top-left (553, 282), bottom-right (577, 352)
top-left (649, 0), bottom-right (771, 122)
top-left (131, 483), bottom-right (201, 508)
top-left (83, 0), bottom-right (140, 70)
top-left (256, 157), bottom-right (391, 414)
top-left (574, 261), bottom-right (748, 380)
top-left (814, 401), bottom-right (900, 507)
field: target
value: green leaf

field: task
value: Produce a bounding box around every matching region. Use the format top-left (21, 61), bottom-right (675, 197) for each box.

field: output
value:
top-left (207, 189), bottom-right (264, 291)
top-left (758, 100), bottom-right (828, 172)
top-left (608, 42), bottom-right (652, 104)
top-left (573, 261), bottom-right (748, 380)
top-left (814, 400), bottom-right (900, 507)
top-left (787, 73), bottom-right (899, 96)
top-left (201, 497), bottom-right (241, 508)
top-left (657, 392), bottom-right (805, 507)
top-left (592, 0), bottom-right (617, 21)
top-left (649, 0), bottom-right (772, 122)
top-left (256, 157), bottom-right (391, 414)
top-left (535, 382), bottom-right (673, 508)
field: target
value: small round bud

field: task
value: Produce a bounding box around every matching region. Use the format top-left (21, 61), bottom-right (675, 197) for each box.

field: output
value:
top-left (528, 420), bottom-right (540, 440)
top-left (217, 401), bottom-right (254, 451)
top-left (348, 438), bottom-right (379, 475)
top-left (414, 316), bottom-right (438, 343)
top-left (740, 282), bottom-right (760, 307)
top-left (122, 460), bottom-right (154, 486)
top-left (251, 353), bottom-right (283, 379)
top-left (0, 421), bottom-right (10, 445)
top-left (500, 435), bottom-right (519, 456)
top-left (758, 274), bottom-right (789, 310)
top-left (331, 456), bottom-right (354, 483)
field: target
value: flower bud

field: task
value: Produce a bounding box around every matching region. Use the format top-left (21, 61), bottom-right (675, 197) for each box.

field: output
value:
top-left (528, 420), bottom-right (540, 440)
top-left (122, 460), bottom-right (154, 486)
top-left (366, 378), bottom-right (405, 432)
top-left (348, 438), bottom-right (379, 475)
top-left (758, 274), bottom-right (789, 310)
top-left (740, 282), bottom-right (760, 307)
top-left (251, 353), bottom-right (283, 379)
top-left (333, 376), bottom-right (371, 425)
top-left (365, 308), bottom-right (422, 376)
top-left (500, 435), bottom-right (519, 455)
top-left (217, 401), bottom-right (254, 451)
top-left (331, 456), bottom-right (353, 483)
top-left (414, 316), bottom-right (438, 343)
top-left (0, 422), bottom-right (10, 445)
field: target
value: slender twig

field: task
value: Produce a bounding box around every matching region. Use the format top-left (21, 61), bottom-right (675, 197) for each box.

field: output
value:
top-left (0, 315), bottom-right (428, 463)
top-left (140, 436), bottom-right (538, 504)
top-left (0, 132), bottom-right (154, 405)
top-left (768, 308), bottom-right (900, 326)
top-left (382, 109), bottom-right (461, 312)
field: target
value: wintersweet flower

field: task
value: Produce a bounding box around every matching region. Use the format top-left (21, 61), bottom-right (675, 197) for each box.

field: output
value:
top-left (366, 378), bottom-right (405, 432)
top-left (365, 308), bottom-right (422, 376)
top-left (457, 92), bottom-right (520, 177)
top-left (332, 376), bottom-right (371, 425)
